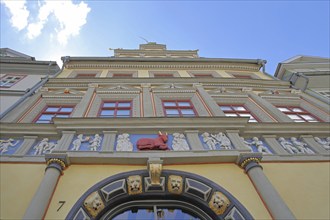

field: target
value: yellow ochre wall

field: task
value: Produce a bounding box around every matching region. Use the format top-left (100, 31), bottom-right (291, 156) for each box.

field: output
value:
top-left (263, 162), bottom-right (330, 220)
top-left (44, 163), bottom-right (271, 220)
top-left (0, 163), bottom-right (45, 220)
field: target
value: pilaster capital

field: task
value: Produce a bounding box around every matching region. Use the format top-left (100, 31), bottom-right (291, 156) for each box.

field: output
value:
top-left (237, 153), bottom-right (262, 172)
top-left (45, 154), bottom-right (69, 174)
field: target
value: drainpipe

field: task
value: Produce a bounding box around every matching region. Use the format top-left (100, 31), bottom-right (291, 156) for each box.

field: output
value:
top-left (0, 58), bottom-right (68, 120)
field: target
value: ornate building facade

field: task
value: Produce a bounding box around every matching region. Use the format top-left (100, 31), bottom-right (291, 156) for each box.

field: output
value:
top-left (0, 43), bottom-right (329, 220)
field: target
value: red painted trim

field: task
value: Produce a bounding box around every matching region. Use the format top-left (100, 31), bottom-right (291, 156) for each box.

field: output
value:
top-left (276, 105), bottom-right (323, 122)
top-left (75, 73), bottom-right (96, 78)
top-left (17, 96), bottom-right (42, 123)
top-left (248, 97), bottom-right (278, 122)
top-left (219, 104), bottom-right (260, 122)
top-left (33, 105), bottom-right (75, 123)
top-left (196, 91), bottom-right (212, 116)
top-left (162, 100), bottom-right (198, 117)
top-left (98, 100), bottom-right (132, 117)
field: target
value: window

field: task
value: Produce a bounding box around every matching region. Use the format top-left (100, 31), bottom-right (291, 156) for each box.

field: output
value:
top-left (99, 101), bottom-right (132, 117)
top-left (34, 106), bottom-right (74, 123)
top-left (163, 101), bottom-right (196, 117)
top-left (153, 74), bottom-right (174, 78)
top-left (276, 106), bottom-right (320, 122)
top-left (0, 75), bottom-right (25, 87)
top-left (193, 74), bottom-right (214, 78)
top-left (76, 74), bottom-right (96, 78)
top-left (219, 105), bottom-right (258, 122)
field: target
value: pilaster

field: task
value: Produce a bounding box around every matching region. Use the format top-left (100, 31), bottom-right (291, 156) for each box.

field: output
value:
top-left (226, 130), bottom-right (250, 150)
top-left (55, 131), bottom-right (76, 151)
top-left (185, 130), bottom-right (204, 150)
top-left (300, 135), bottom-right (328, 154)
top-left (262, 135), bottom-right (290, 155)
top-left (141, 83), bottom-right (154, 117)
top-left (15, 136), bottom-right (38, 156)
top-left (101, 131), bottom-right (117, 152)
top-left (71, 86), bottom-right (96, 117)
top-left (194, 83), bottom-right (225, 116)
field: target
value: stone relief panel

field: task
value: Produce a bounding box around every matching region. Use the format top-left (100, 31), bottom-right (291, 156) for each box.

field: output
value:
top-left (200, 132), bottom-right (233, 150)
top-left (241, 137), bottom-right (272, 154)
top-left (116, 133), bottom-right (134, 151)
top-left (69, 134), bottom-right (103, 151)
top-left (171, 133), bottom-right (190, 151)
top-left (278, 137), bottom-right (314, 154)
top-left (314, 137), bottom-right (330, 150)
top-left (0, 138), bottom-right (23, 155)
top-left (27, 138), bottom-right (57, 155)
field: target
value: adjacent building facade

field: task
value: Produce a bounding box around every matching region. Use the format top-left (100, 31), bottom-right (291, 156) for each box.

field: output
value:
top-left (1, 43), bottom-right (329, 220)
top-left (0, 48), bottom-right (60, 117)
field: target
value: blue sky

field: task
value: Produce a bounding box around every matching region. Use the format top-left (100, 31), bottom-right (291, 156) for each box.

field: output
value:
top-left (1, 1), bottom-right (329, 75)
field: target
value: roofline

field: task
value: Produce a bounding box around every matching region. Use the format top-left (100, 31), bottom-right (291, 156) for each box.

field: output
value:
top-left (61, 56), bottom-right (266, 65)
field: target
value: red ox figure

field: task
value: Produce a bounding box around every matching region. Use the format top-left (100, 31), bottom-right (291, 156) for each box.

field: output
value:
top-left (137, 131), bottom-right (169, 150)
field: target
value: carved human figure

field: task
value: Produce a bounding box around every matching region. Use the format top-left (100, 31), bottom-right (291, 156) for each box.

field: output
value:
top-left (251, 137), bottom-right (272, 154)
top-left (314, 137), bottom-right (330, 150)
top-left (33, 138), bottom-right (50, 155)
top-left (89, 134), bottom-right (102, 151)
top-left (116, 133), bottom-right (133, 151)
top-left (72, 134), bottom-right (90, 151)
top-left (290, 137), bottom-right (314, 154)
top-left (43, 142), bottom-right (57, 154)
top-left (240, 137), bottom-right (254, 152)
top-left (202, 132), bottom-right (218, 150)
top-left (0, 138), bottom-right (19, 154)
top-left (212, 132), bottom-right (232, 149)
top-left (278, 137), bottom-right (299, 154)
top-left (172, 133), bottom-right (190, 151)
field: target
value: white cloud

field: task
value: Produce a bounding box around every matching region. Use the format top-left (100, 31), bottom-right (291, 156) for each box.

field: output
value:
top-left (1, 0), bottom-right (30, 31)
top-left (2, 0), bottom-right (91, 45)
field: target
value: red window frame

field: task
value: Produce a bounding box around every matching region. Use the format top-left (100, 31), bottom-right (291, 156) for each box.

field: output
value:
top-left (232, 75), bottom-right (253, 79)
top-left (112, 74), bottom-right (133, 78)
top-left (34, 105), bottom-right (75, 123)
top-left (162, 100), bottom-right (197, 117)
top-left (98, 101), bottom-right (132, 118)
top-left (0, 74), bottom-right (26, 88)
top-left (76, 74), bottom-right (96, 78)
top-left (153, 74), bottom-right (174, 78)
top-left (276, 106), bottom-right (321, 122)
top-left (219, 104), bottom-right (259, 122)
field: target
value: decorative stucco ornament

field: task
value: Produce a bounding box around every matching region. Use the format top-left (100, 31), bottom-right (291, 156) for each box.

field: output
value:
top-left (209, 191), bottom-right (230, 215)
top-left (172, 133), bottom-right (190, 151)
top-left (168, 175), bottom-right (183, 194)
top-left (83, 191), bottom-right (104, 218)
top-left (137, 131), bottom-right (169, 150)
top-left (72, 134), bottom-right (90, 151)
top-left (88, 134), bottom-right (102, 151)
top-left (33, 138), bottom-right (56, 155)
top-left (202, 132), bottom-right (232, 150)
top-left (116, 133), bottom-right (133, 151)
top-left (127, 175), bottom-right (143, 195)
top-left (290, 137), bottom-right (314, 154)
top-left (240, 137), bottom-right (254, 152)
top-left (250, 137), bottom-right (272, 154)
top-left (314, 137), bottom-right (330, 150)
top-left (278, 137), bottom-right (299, 154)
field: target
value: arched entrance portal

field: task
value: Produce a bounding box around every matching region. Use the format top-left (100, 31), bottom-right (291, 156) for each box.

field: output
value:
top-left (66, 170), bottom-right (253, 220)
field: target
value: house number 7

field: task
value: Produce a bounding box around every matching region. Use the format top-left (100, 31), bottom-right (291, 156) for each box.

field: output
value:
top-left (57, 201), bottom-right (66, 212)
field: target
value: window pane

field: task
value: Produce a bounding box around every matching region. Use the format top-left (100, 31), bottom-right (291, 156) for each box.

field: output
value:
top-left (39, 114), bottom-right (54, 120)
top-left (181, 109), bottom-right (195, 115)
top-left (225, 113), bottom-right (238, 117)
top-left (45, 107), bottom-right (59, 112)
top-left (220, 106), bottom-right (232, 111)
top-left (103, 102), bottom-right (116, 108)
top-left (166, 109), bottom-right (179, 115)
top-left (163, 102), bottom-right (176, 107)
top-left (118, 102), bottom-right (131, 107)
top-left (101, 110), bottom-right (114, 116)
top-left (239, 114), bottom-right (252, 117)
top-left (117, 110), bottom-right (130, 116)
top-left (178, 102), bottom-right (191, 107)
top-left (294, 120), bottom-right (305, 122)
top-left (233, 106), bottom-right (246, 111)
top-left (288, 115), bottom-right (301, 120)
top-left (55, 115), bottom-right (69, 118)
top-left (60, 107), bottom-right (73, 112)
top-left (36, 120), bottom-right (50, 124)
top-left (301, 115), bottom-right (315, 120)
top-left (278, 107), bottom-right (289, 112)
top-left (292, 108), bottom-right (303, 112)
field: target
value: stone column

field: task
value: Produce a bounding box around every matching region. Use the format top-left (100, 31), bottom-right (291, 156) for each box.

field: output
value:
top-left (23, 155), bottom-right (67, 220)
top-left (300, 135), bottom-right (328, 154)
top-left (237, 153), bottom-right (296, 220)
top-left (185, 130), bottom-right (204, 150)
top-left (193, 83), bottom-right (225, 116)
top-left (141, 83), bottom-right (154, 117)
top-left (101, 131), bottom-right (117, 152)
top-left (15, 136), bottom-right (38, 156)
top-left (54, 131), bottom-right (76, 152)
